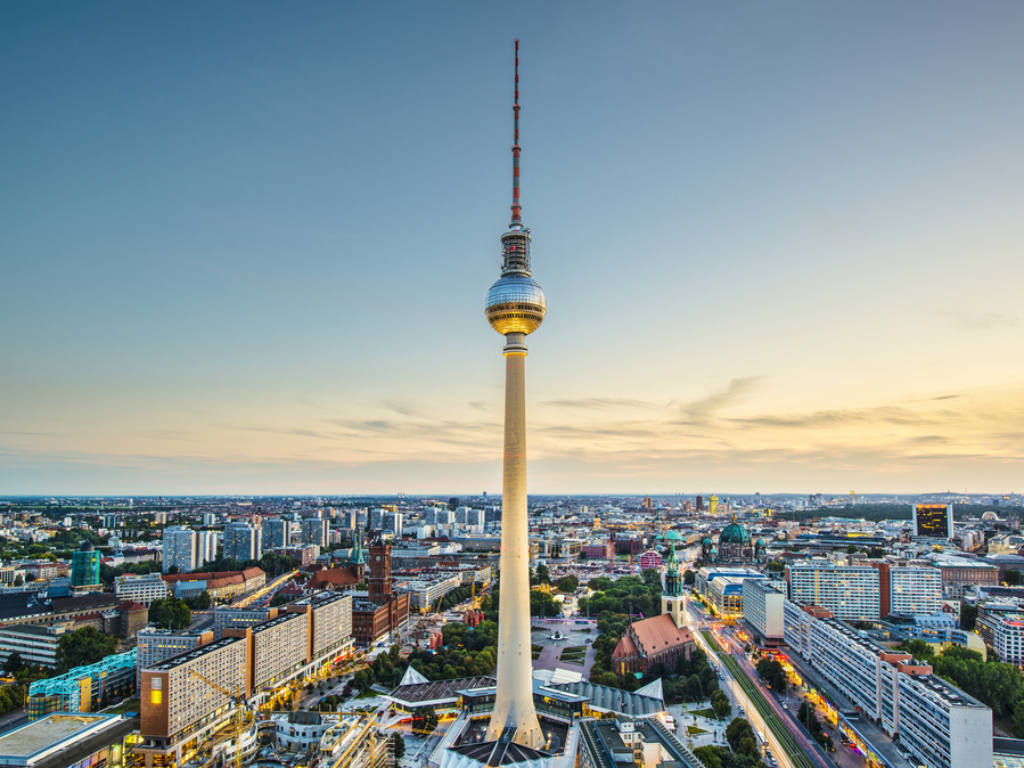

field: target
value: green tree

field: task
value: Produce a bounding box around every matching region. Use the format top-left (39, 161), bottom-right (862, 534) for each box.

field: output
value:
top-left (755, 658), bottom-right (787, 692)
top-left (1006, 570), bottom-right (1023, 586)
top-left (3, 652), bottom-right (24, 675)
top-left (535, 564), bottom-right (550, 584)
top-left (683, 569), bottom-right (696, 585)
top-left (693, 746), bottom-right (725, 768)
top-left (149, 597), bottom-right (192, 630)
top-left (56, 627), bottom-right (118, 673)
top-left (725, 717), bottom-right (759, 757)
top-left (556, 575), bottom-right (579, 593)
top-left (710, 688), bottom-right (731, 719)
top-left (897, 639), bottom-right (935, 661)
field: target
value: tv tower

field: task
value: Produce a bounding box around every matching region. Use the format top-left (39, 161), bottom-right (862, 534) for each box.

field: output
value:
top-left (483, 39), bottom-right (546, 748)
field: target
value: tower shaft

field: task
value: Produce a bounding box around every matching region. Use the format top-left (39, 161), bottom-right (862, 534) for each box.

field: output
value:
top-left (486, 335), bottom-right (543, 747)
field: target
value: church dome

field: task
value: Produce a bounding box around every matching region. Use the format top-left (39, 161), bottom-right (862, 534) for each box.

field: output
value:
top-left (665, 530), bottom-right (682, 541)
top-left (702, 537), bottom-right (713, 546)
top-left (719, 522), bottom-right (751, 545)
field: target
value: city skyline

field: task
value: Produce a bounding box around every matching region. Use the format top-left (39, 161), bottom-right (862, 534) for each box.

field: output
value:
top-left (4, 3), bottom-right (1024, 494)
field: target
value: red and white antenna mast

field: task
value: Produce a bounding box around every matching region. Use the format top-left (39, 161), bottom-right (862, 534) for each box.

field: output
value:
top-left (510, 39), bottom-right (522, 227)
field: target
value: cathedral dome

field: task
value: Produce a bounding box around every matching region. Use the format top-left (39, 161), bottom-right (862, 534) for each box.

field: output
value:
top-left (719, 522), bottom-right (750, 546)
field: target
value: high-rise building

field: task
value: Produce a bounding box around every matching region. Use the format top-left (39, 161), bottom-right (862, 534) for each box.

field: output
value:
top-left (223, 522), bottom-right (261, 562)
top-left (262, 517), bottom-right (293, 549)
top-left (300, 517), bottom-right (329, 548)
top-left (196, 530), bottom-right (218, 568)
top-left (383, 511), bottom-right (402, 538)
top-left (889, 566), bottom-right (943, 616)
top-left (482, 40), bottom-right (546, 748)
top-left (162, 527), bottom-right (197, 573)
top-left (742, 579), bottom-right (785, 641)
top-left (696, 495), bottom-right (704, 512)
top-left (913, 503), bottom-right (954, 539)
top-left (70, 542), bottom-right (101, 588)
top-left (709, 495), bottom-right (719, 516)
top-left (783, 601), bottom-right (991, 768)
top-left (786, 563), bottom-right (880, 620)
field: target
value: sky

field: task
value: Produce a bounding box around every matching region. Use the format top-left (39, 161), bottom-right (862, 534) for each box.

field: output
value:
top-left (2, 2), bottom-right (1024, 495)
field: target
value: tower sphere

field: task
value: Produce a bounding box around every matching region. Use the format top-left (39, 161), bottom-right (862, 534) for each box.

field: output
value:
top-left (485, 274), bottom-right (546, 335)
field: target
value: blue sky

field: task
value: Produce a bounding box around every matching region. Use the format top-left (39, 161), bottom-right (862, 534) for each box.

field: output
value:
top-left (3, 2), bottom-right (1024, 494)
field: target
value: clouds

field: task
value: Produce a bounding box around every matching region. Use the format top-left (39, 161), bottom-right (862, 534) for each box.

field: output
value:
top-left (4, 374), bottom-right (1024, 494)
top-left (679, 376), bottom-right (763, 425)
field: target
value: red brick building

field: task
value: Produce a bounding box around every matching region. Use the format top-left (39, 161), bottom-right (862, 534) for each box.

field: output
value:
top-left (611, 614), bottom-right (695, 675)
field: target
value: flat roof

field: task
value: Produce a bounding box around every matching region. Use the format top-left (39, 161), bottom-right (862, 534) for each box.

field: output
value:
top-left (0, 714), bottom-right (124, 761)
top-left (145, 636), bottom-right (243, 671)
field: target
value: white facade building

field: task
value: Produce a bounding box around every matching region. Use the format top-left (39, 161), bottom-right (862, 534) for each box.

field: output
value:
top-left (786, 563), bottom-right (880, 620)
top-left (742, 579), bottom-right (784, 640)
top-left (114, 572), bottom-right (168, 606)
top-left (162, 527), bottom-right (197, 574)
top-left (889, 567), bottom-right (942, 616)
top-left (783, 600), bottom-right (991, 768)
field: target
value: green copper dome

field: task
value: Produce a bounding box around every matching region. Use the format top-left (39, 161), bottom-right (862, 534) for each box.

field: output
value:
top-left (719, 522), bottom-right (751, 545)
top-left (665, 530), bottom-right (682, 541)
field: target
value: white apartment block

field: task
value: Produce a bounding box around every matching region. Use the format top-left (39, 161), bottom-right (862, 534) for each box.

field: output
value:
top-left (407, 573), bottom-right (463, 610)
top-left (115, 572), bottom-right (169, 606)
top-left (786, 563), bottom-right (880, 620)
top-left (742, 579), bottom-right (784, 640)
top-left (136, 627), bottom-right (213, 685)
top-left (163, 527), bottom-right (198, 574)
top-left (985, 612), bottom-right (1024, 664)
top-left (302, 592), bottom-right (353, 660)
top-left (889, 567), bottom-right (942, 616)
top-left (252, 612), bottom-right (308, 690)
top-left (196, 530), bottom-right (218, 568)
top-left (783, 600), bottom-right (991, 768)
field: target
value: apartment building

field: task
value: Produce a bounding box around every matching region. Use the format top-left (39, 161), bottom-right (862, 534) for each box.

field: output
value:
top-left (742, 579), bottom-right (784, 641)
top-left (300, 517), bottom-right (329, 548)
top-left (213, 605), bottom-right (278, 639)
top-left (783, 600), bottom-right (991, 768)
top-left (0, 623), bottom-right (70, 668)
top-left (262, 518), bottom-right (294, 550)
top-left (138, 637), bottom-right (249, 768)
top-left (162, 527), bottom-right (197, 574)
top-left (889, 567), bottom-right (942, 616)
top-left (407, 573), bottom-right (463, 611)
top-left (136, 627), bottom-right (214, 684)
top-left (114, 572), bottom-right (168, 606)
top-left (786, 563), bottom-right (880, 620)
top-left (975, 609), bottom-right (1024, 664)
top-left (302, 592), bottom-right (354, 661)
top-left (247, 612), bottom-right (309, 692)
top-left (196, 530), bottom-right (218, 568)
top-left (223, 522), bottom-right (261, 562)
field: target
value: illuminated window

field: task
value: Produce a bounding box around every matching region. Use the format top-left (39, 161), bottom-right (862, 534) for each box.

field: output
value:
top-left (150, 689), bottom-right (162, 705)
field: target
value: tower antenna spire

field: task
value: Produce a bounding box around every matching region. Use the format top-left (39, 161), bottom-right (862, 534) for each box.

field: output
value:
top-left (511, 39), bottom-right (522, 227)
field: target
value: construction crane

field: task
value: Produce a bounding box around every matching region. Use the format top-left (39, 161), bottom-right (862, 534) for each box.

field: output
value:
top-left (189, 668), bottom-right (251, 768)
top-left (328, 711), bottom-right (385, 768)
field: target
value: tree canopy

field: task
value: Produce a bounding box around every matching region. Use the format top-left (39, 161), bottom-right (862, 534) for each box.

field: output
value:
top-left (56, 626), bottom-right (118, 673)
top-left (149, 597), bottom-right (191, 630)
